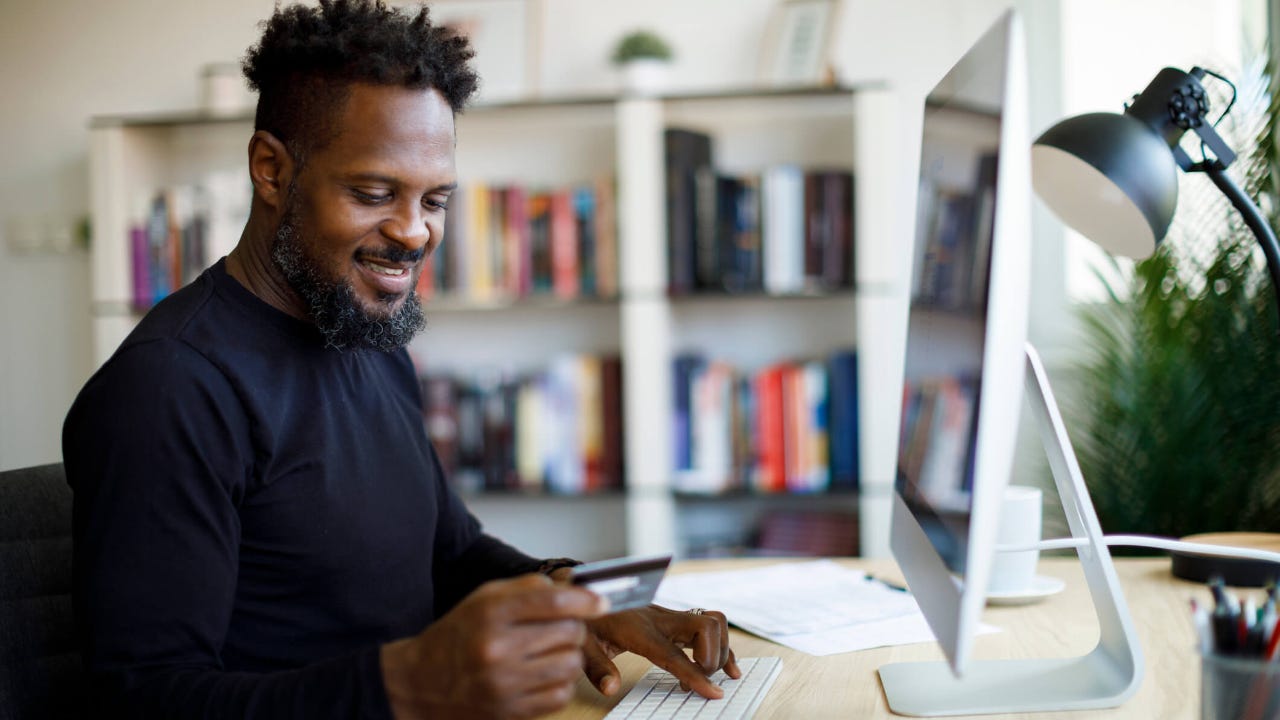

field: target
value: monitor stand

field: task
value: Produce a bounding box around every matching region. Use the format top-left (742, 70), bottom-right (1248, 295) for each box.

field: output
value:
top-left (878, 343), bottom-right (1143, 716)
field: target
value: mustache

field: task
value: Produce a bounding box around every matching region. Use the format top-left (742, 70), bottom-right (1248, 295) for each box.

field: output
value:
top-left (358, 246), bottom-right (426, 264)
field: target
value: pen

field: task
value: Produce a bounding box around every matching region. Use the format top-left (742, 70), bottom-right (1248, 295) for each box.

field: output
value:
top-left (1191, 599), bottom-right (1213, 655)
top-left (1266, 617), bottom-right (1280, 661)
top-left (1210, 576), bottom-right (1229, 612)
top-left (1213, 601), bottom-right (1240, 655)
top-left (1242, 597), bottom-right (1257, 653)
top-left (867, 575), bottom-right (909, 593)
top-left (1262, 599), bottom-right (1278, 648)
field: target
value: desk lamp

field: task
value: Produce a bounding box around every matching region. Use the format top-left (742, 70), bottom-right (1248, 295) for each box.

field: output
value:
top-left (1032, 66), bottom-right (1280, 587)
top-left (1030, 66), bottom-right (1280, 325)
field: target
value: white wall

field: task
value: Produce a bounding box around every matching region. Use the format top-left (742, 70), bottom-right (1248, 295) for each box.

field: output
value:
top-left (0, 0), bottom-right (1242, 471)
top-left (0, 0), bottom-right (277, 470)
top-left (1058, 0), bottom-right (1247, 308)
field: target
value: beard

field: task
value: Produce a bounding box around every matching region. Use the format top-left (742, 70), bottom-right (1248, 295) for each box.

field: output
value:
top-left (270, 189), bottom-right (427, 352)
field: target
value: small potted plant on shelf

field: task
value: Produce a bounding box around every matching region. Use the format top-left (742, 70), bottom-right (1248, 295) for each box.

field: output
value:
top-left (611, 29), bottom-right (673, 96)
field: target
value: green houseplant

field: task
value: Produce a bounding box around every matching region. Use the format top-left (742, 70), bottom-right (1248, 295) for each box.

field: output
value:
top-left (611, 30), bottom-right (674, 65)
top-left (1069, 56), bottom-right (1280, 541)
top-left (611, 29), bottom-right (674, 95)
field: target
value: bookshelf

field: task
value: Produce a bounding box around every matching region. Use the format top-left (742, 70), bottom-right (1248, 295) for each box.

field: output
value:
top-left (88, 83), bottom-right (907, 560)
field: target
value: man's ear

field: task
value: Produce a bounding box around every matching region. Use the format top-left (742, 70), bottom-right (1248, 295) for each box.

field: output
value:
top-left (247, 130), bottom-right (296, 211)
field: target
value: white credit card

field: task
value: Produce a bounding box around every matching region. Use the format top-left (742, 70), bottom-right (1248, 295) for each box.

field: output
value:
top-left (571, 554), bottom-right (672, 613)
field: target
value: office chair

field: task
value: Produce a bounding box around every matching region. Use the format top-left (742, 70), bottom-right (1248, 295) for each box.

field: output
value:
top-left (0, 463), bottom-right (82, 720)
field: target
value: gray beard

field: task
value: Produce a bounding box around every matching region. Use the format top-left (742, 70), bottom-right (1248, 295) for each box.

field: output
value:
top-left (270, 200), bottom-right (427, 352)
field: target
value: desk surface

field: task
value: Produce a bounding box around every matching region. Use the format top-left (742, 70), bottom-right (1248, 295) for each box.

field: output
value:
top-left (545, 557), bottom-right (1209, 720)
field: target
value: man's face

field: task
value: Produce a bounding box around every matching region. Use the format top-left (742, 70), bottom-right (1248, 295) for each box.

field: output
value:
top-left (271, 83), bottom-right (457, 351)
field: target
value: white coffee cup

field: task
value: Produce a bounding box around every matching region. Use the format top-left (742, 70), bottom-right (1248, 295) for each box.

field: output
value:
top-left (987, 485), bottom-right (1043, 594)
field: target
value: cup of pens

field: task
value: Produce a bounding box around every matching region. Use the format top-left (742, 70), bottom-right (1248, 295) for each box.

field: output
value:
top-left (1194, 579), bottom-right (1280, 720)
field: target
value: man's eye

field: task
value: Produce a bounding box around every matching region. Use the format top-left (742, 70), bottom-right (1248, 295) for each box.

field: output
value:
top-left (353, 189), bottom-right (391, 204)
top-left (424, 197), bottom-right (449, 211)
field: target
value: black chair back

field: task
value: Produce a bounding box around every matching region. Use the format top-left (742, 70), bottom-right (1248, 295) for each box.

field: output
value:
top-left (0, 463), bottom-right (81, 720)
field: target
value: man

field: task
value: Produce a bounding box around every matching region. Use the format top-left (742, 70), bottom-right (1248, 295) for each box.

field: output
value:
top-left (62, 1), bottom-right (738, 717)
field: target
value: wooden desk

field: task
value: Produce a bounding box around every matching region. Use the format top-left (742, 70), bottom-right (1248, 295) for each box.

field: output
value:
top-left (546, 557), bottom-right (1210, 719)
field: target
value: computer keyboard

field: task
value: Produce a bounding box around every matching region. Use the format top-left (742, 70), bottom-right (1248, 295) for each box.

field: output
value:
top-left (603, 656), bottom-right (782, 720)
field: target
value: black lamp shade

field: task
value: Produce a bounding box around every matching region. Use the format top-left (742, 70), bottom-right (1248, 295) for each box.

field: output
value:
top-left (1031, 111), bottom-right (1179, 259)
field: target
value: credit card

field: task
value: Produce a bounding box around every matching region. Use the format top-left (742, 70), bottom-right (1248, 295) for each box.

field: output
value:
top-left (570, 554), bottom-right (672, 613)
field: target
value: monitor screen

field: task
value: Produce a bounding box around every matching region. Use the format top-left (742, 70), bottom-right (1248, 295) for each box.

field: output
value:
top-left (888, 8), bottom-right (1030, 676)
top-left (898, 37), bottom-right (1005, 583)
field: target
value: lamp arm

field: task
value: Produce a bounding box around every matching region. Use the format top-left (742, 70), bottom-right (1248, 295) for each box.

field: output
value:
top-left (1201, 161), bottom-right (1280, 333)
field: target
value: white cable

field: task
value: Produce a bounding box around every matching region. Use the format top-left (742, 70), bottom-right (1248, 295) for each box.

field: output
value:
top-left (994, 534), bottom-right (1280, 565)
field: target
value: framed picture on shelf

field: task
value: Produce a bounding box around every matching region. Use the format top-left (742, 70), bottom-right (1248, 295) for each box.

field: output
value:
top-left (417, 0), bottom-right (541, 103)
top-left (759, 0), bottom-right (841, 87)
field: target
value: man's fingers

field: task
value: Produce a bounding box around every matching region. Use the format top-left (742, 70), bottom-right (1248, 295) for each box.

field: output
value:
top-left (481, 574), bottom-right (607, 623)
top-left (689, 620), bottom-right (722, 674)
top-left (723, 649), bottom-right (742, 679)
top-left (710, 610), bottom-right (732, 671)
top-left (519, 646), bottom-right (586, 689)
top-left (510, 681), bottom-right (578, 720)
top-left (654, 646), bottom-right (723, 699)
top-left (582, 636), bottom-right (622, 696)
top-left (502, 619), bottom-right (588, 659)
top-left (672, 609), bottom-right (731, 675)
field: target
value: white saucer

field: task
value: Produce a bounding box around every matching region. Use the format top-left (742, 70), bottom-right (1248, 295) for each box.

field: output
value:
top-left (985, 575), bottom-right (1067, 606)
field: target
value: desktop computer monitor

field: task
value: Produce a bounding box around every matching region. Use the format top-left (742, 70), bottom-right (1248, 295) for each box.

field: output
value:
top-left (888, 7), bottom-right (1030, 678)
top-left (878, 10), bottom-right (1143, 716)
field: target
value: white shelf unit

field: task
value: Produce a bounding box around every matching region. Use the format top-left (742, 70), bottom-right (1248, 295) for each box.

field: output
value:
top-left (87, 85), bottom-right (907, 561)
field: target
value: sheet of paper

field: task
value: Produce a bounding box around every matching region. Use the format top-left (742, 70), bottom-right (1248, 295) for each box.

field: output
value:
top-left (654, 559), bottom-right (999, 656)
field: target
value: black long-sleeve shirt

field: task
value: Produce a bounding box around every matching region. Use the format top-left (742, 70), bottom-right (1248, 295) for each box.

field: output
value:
top-left (63, 258), bottom-right (543, 718)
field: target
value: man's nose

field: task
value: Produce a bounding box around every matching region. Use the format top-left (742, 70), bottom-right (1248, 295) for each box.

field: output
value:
top-left (381, 200), bottom-right (430, 251)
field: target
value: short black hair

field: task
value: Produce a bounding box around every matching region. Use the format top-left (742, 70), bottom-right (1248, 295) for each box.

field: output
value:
top-left (241, 0), bottom-right (478, 164)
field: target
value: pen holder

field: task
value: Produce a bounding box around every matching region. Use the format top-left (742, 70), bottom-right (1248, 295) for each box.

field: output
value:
top-left (1201, 651), bottom-right (1280, 720)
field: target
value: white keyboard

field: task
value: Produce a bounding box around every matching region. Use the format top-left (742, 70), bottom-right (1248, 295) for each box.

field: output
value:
top-left (603, 656), bottom-right (782, 720)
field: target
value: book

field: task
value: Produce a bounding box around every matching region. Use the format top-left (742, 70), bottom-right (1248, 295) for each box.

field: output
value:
top-left (693, 166), bottom-right (720, 290)
top-left (545, 356), bottom-right (584, 493)
top-left (803, 172), bottom-right (824, 290)
top-left (800, 360), bottom-right (830, 492)
top-left (676, 360), bottom-right (735, 494)
top-left (672, 354), bottom-right (706, 474)
top-left (761, 165), bottom-right (805, 295)
top-left (468, 182), bottom-right (492, 300)
top-left (515, 380), bottom-right (545, 491)
top-left (481, 374), bottom-right (518, 491)
top-left (714, 174), bottom-right (759, 293)
top-left (754, 364), bottom-right (788, 492)
top-left (550, 190), bottom-right (579, 300)
top-left (732, 173), bottom-right (764, 293)
top-left (827, 350), bottom-right (860, 490)
top-left (573, 184), bottom-right (597, 297)
top-left (819, 170), bottom-right (855, 289)
top-left (664, 128), bottom-right (713, 295)
top-left (594, 176), bottom-right (619, 298)
top-left (453, 379), bottom-right (486, 493)
top-left (600, 355), bottom-right (625, 489)
top-left (145, 192), bottom-right (171, 305)
top-left (504, 185), bottom-right (530, 297)
top-left (577, 355), bottom-right (604, 491)
top-left (441, 184), bottom-right (467, 295)
top-left (528, 192), bottom-right (553, 294)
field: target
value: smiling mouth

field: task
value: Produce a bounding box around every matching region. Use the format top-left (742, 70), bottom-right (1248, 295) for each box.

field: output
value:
top-left (356, 255), bottom-right (418, 298)
top-left (360, 259), bottom-right (409, 276)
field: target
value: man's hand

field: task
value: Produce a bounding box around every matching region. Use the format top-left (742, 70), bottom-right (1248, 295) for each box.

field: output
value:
top-left (380, 573), bottom-right (608, 720)
top-left (581, 606), bottom-right (742, 699)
